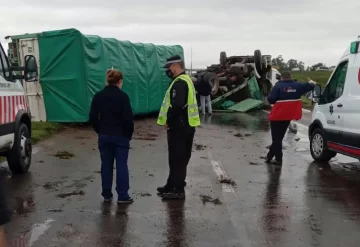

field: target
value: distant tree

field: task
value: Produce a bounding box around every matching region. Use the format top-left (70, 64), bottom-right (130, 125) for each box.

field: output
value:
top-left (287, 59), bottom-right (299, 70)
top-left (311, 63), bottom-right (325, 71)
top-left (298, 61), bottom-right (305, 71)
top-left (271, 55), bottom-right (287, 70)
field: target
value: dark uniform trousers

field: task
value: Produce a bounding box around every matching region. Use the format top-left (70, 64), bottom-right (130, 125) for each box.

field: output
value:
top-left (167, 127), bottom-right (195, 191)
top-left (267, 120), bottom-right (290, 161)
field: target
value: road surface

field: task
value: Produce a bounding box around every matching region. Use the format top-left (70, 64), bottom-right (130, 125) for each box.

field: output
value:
top-left (2, 112), bottom-right (360, 247)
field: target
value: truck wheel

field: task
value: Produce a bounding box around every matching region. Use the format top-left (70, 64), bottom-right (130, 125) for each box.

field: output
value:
top-left (7, 123), bottom-right (32, 174)
top-left (310, 128), bottom-right (336, 163)
top-left (220, 51), bottom-right (227, 66)
top-left (254, 50), bottom-right (263, 74)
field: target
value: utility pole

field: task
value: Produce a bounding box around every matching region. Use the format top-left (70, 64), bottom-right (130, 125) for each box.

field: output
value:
top-left (190, 46), bottom-right (193, 76)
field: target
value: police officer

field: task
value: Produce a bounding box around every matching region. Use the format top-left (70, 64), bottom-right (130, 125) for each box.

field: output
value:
top-left (157, 55), bottom-right (200, 200)
top-left (266, 72), bottom-right (315, 165)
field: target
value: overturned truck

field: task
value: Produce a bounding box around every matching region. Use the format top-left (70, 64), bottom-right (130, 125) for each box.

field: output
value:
top-left (193, 50), bottom-right (281, 112)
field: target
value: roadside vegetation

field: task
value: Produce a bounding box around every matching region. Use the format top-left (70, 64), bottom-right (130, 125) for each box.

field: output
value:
top-left (32, 122), bottom-right (63, 144)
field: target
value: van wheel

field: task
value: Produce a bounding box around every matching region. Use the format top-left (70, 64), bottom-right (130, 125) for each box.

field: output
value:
top-left (310, 128), bottom-right (336, 163)
top-left (7, 123), bottom-right (32, 174)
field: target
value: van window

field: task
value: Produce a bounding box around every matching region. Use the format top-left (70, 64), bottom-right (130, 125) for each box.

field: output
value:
top-left (0, 44), bottom-right (10, 80)
top-left (320, 61), bottom-right (348, 104)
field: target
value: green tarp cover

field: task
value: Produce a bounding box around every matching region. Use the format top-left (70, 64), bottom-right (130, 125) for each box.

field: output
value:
top-left (38, 28), bottom-right (184, 122)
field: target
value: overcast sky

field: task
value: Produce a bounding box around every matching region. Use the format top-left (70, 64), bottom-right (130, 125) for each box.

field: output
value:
top-left (1, 0), bottom-right (359, 69)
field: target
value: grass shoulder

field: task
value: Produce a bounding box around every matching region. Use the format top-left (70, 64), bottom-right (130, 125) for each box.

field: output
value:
top-left (32, 122), bottom-right (63, 144)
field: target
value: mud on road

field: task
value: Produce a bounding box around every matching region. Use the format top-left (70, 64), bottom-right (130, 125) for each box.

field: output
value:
top-left (2, 113), bottom-right (360, 247)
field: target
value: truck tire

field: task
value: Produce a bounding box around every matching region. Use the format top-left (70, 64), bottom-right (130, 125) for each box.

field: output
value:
top-left (7, 123), bottom-right (32, 174)
top-left (254, 50), bottom-right (263, 74)
top-left (310, 128), bottom-right (336, 163)
top-left (220, 51), bottom-right (227, 66)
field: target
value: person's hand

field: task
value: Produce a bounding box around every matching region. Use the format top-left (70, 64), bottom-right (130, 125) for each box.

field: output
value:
top-left (164, 123), bottom-right (168, 130)
top-left (308, 77), bottom-right (317, 85)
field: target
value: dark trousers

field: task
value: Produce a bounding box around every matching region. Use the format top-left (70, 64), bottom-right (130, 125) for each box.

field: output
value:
top-left (98, 135), bottom-right (130, 200)
top-left (166, 127), bottom-right (195, 192)
top-left (267, 121), bottom-right (290, 161)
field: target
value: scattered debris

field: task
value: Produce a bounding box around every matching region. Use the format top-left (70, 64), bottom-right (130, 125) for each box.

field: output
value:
top-left (57, 190), bottom-right (85, 198)
top-left (234, 133), bottom-right (243, 138)
top-left (43, 181), bottom-right (63, 190)
top-left (200, 156), bottom-right (207, 159)
top-left (200, 195), bottom-right (222, 205)
top-left (14, 196), bottom-right (35, 215)
top-left (220, 178), bottom-right (237, 186)
top-left (133, 132), bottom-right (158, 141)
top-left (53, 151), bottom-right (75, 160)
top-left (195, 144), bottom-right (207, 151)
top-left (75, 136), bottom-right (91, 140)
top-left (94, 171), bottom-right (101, 174)
top-left (47, 209), bottom-right (63, 213)
top-left (249, 161), bottom-right (261, 165)
top-left (148, 173), bottom-right (154, 177)
top-left (244, 133), bottom-right (252, 137)
top-left (37, 160), bottom-right (45, 163)
top-left (295, 138), bottom-right (301, 142)
top-left (139, 192), bottom-right (152, 197)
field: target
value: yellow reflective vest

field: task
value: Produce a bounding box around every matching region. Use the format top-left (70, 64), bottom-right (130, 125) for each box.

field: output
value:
top-left (157, 74), bottom-right (200, 127)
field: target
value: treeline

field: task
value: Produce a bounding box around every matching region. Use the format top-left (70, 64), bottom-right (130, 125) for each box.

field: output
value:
top-left (271, 55), bottom-right (333, 72)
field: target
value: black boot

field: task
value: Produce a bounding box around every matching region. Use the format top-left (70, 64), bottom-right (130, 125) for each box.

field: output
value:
top-left (161, 189), bottom-right (185, 200)
top-left (157, 185), bottom-right (173, 194)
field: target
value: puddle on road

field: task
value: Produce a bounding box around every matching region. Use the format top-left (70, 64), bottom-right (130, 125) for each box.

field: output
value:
top-left (9, 218), bottom-right (55, 247)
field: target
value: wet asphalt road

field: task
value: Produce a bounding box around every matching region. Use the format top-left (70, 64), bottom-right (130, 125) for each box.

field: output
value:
top-left (2, 112), bottom-right (360, 247)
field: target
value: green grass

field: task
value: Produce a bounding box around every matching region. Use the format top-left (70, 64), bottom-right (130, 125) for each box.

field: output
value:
top-left (291, 71), bottom-right (332, 87)
top-left (31, 122), bottom-right (63, 144)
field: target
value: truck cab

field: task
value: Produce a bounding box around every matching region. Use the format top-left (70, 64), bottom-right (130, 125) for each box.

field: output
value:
top-left (309, 37), bottom-right (360, 162)
top-left (0, 41), bottom-right (38, 173)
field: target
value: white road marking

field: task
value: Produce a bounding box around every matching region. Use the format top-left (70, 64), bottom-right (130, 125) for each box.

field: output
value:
top-left (208, 151), bottom-right (235, 193)
top-left (207, 151), bottom-right (252, 246)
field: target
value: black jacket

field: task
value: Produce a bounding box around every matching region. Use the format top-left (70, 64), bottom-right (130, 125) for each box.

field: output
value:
top-left (196, 75), bottom-right (212, 96)
top-left (89, 85), bottom-right (134, 139)
top-left (167, 73), bottom-right (193, 129)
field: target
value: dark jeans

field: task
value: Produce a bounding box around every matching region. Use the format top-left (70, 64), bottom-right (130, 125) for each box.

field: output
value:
top-left (98, 135), bottom-right (130, 200)
top-left (267, 121), bottom-right (290, 162)
top-left (166, 127), bottom-right (195, 192)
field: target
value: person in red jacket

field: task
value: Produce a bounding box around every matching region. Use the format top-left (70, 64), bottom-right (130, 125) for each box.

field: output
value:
top-left (266, 72), bottom-right (316, 165)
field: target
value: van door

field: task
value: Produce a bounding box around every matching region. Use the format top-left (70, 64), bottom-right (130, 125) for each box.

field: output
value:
top-left (339, 53), bottom-right (360, 158)
top-left (19, 38), bottom-right (46, 122)
top-left (318, 59), bottom-right (351, 149)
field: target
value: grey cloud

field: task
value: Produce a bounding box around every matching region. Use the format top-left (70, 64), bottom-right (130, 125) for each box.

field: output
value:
top-left (1, 0), bottom-right (360, 68)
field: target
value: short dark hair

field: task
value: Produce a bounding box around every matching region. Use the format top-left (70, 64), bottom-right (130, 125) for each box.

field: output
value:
top-left (281, 72), bottom-right (291, 80)
top-left (164, 55), bottom-right (184, 69)
top-left (106, 69), bottom-right (123, 85)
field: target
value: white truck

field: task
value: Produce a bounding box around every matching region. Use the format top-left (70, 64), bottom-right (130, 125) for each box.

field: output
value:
top-left (0, 41), bottom-right (38, 173)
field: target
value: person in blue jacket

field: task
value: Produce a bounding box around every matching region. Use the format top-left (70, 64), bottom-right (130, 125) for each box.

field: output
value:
top-left (266, 72), bottom-right (316, 165)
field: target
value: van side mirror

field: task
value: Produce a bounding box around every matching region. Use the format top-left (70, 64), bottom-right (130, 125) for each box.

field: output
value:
top-left (312, 84), bottom-right (322, 103)
top-left (275, 74), bottom-right (281, 80)
top-left (24, 55), bottom-right (38, 82)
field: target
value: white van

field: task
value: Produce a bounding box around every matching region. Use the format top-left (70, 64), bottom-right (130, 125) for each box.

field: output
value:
top-left (0, 42), bottom-right (38, 173)
top-left (309, 37), bottom-right (360, 162)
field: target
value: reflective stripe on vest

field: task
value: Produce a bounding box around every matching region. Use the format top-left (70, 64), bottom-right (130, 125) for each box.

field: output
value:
top-left (157, 74), bottom-right (200, 127)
